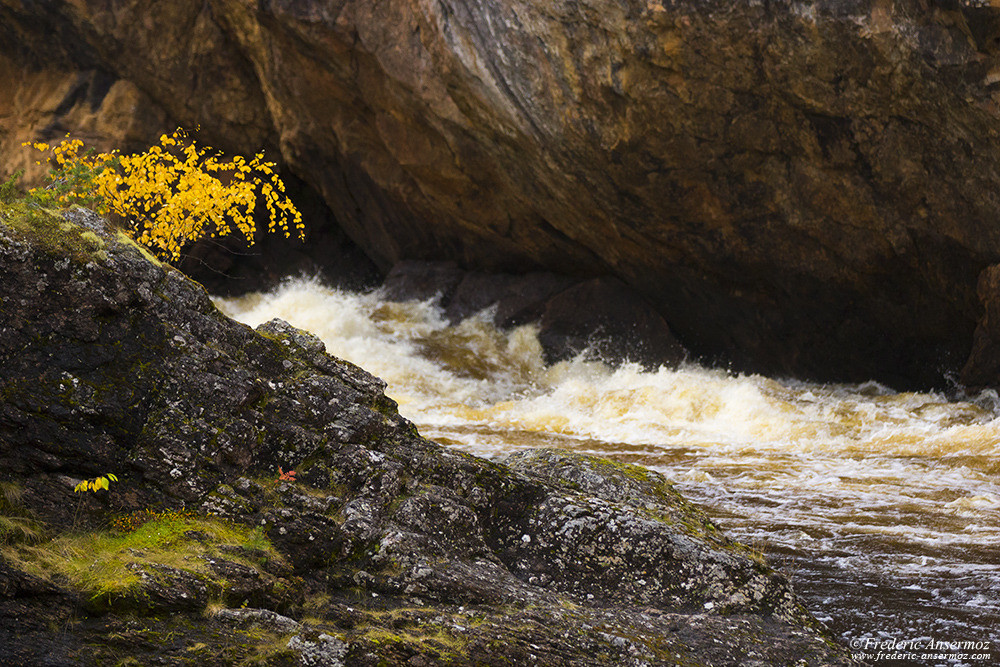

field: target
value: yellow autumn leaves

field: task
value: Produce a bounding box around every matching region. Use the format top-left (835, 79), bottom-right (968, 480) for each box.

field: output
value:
top-left (74, 473), bottom-right (118, 494)
top-left (24, 129), bottom-right (304, 260)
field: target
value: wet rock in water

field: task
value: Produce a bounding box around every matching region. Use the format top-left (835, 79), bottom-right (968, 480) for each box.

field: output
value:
top-left (537, 277), bottom-right (687, 367)
top-left (499, 449), bottom-right (794, 615)
top-left (381, 260), bottom-right (687, 368)
top-left (445, 270), bottom-right (577, 328)
top-left (380, 259), bottom-right (467, 305)
top-left (0, 210), bottom-right (858, 664)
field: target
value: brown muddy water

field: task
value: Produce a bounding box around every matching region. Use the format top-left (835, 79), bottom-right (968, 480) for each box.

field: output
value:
top-left (216, 278), bottom-right (1000, 666)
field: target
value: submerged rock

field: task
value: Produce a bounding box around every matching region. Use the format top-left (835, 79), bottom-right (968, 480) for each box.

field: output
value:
top-left (0, 209), bottom-right (857, 664)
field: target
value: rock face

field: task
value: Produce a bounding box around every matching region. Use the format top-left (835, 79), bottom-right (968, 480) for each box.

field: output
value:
top-left (5, 1), bottom-right (1000, 387)
top-left (0, 209), bottom-right (857, 664)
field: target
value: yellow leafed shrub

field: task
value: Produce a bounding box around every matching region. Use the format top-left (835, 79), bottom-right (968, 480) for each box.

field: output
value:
top-left (23, 129), bottom-right (305, 260)
top-left (74, 473), bottom-right (118, 494)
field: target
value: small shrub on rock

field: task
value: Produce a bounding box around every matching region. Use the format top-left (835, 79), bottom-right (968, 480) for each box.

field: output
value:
top-left (22, 129), bottom-right (304, 260)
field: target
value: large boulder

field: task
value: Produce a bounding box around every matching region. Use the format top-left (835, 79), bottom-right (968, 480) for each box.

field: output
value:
top-left (0, 208), bottom-right (856, 664)
top-left (4, 1), bottom-right (1000, 387)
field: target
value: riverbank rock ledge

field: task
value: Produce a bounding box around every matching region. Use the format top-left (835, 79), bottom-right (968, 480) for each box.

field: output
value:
top-left (6, 1), bottom-right (1000, 388)
top-left (0, 211), bottom-right (857, 664)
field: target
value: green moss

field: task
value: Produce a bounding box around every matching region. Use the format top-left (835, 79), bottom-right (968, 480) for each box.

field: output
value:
top-left (1, 514), bottom-right (285, 609)
top-left (0, 202), bottom-right (108, 264)
top-left (343, 607), bottom-right (478, 662)
top-left (86, 612), bottom-right (303, 666)
top-left (114, 229), bottom-right (162, 266)
top-left (583, 453), bottom-right (685, 500)
top-left (236, 631), bottom-right (298, 666)
top-left (356, 626), bottom-right (468, 659)
top-left (78, 230), bottom-right (104, 247)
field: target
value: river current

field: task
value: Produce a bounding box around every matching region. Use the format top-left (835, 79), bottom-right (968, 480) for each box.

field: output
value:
top-left (215, 277), bottom-right (1000, 665)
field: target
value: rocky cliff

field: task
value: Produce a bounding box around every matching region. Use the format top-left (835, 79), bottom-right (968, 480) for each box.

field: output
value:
top-left (4, 0), bottom-right (1000, 388)
top-left (0, 207), bottom-right (857, 664)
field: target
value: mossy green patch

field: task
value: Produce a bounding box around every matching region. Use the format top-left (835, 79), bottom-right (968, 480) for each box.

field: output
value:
top-left (356, 625), bottom-right (468, 661)
top-left (114, 229), bottom-right (162, 266)
top-left (79, 230), bottom-right (105, 249)
top-left (0, 201), bottom-right (106, 264)
top-left (85, 612), bottom-right (301, 666)
top-left (1, 514), bottom-right (283, 610)
top-left (234, 630), bottom-right (299, 666)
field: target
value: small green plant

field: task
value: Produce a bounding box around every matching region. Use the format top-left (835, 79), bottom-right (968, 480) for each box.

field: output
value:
top-left (74, 473), bottom-right (118, 494)
top-left (72, 473), bottom-right (119, 528)
top-left (22, 129), bottom-right (305, 260)
top-left (1, 514), bottom-right (283, 610)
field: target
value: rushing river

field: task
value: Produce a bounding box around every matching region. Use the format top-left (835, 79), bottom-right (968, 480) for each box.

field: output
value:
top-left (215, 277), bottom-right (1000, 665)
